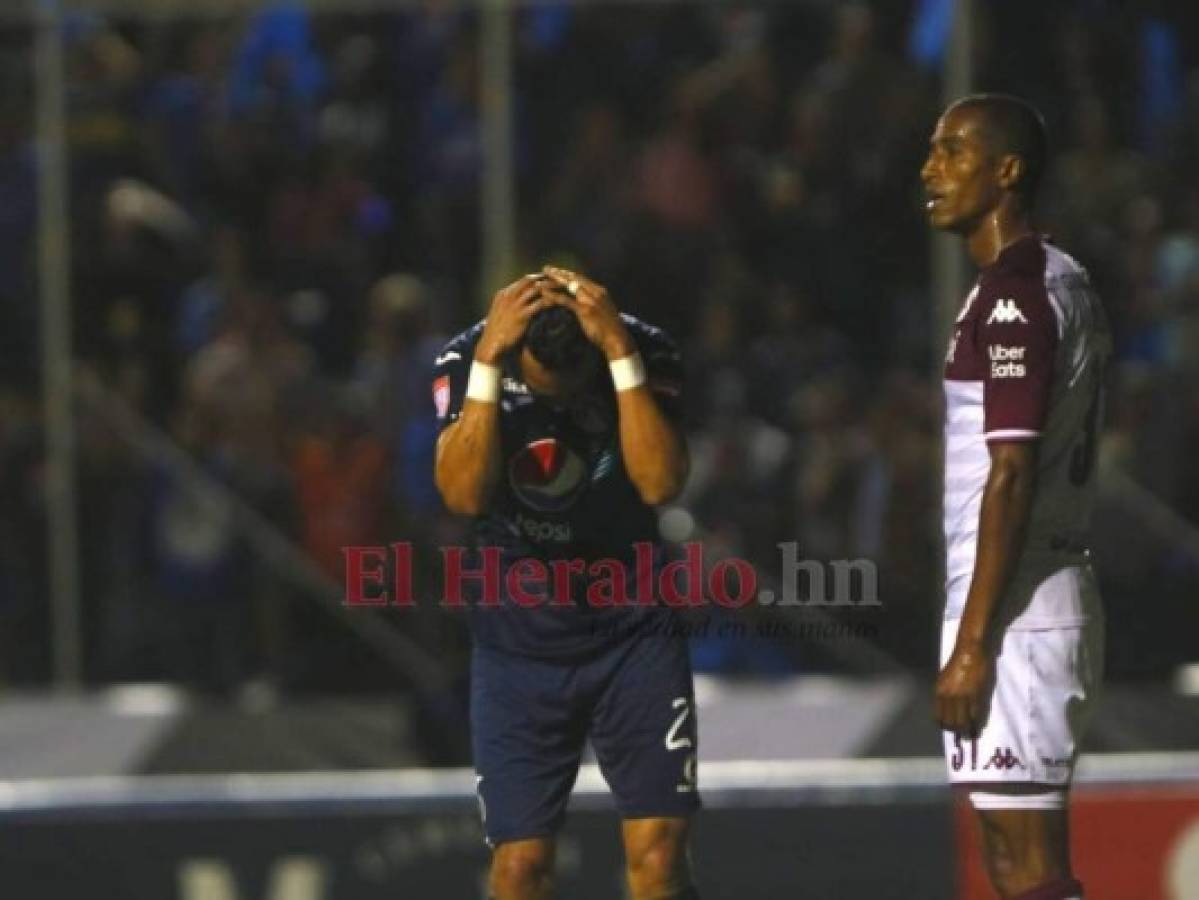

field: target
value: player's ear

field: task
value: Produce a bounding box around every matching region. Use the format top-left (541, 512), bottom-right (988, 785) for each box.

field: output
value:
top-left (997, 153), bottom-right (1025, 192)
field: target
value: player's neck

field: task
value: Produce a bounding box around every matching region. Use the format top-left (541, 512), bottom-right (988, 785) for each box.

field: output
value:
top-left (966, 205), bottom-right (1035, 269)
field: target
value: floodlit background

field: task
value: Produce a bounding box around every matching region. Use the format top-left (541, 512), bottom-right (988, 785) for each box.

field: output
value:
top-left (0, 1), bottom-right (1196, 898)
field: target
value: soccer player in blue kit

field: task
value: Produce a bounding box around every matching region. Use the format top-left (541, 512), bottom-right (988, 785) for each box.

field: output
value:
top-left (433, 266), bottom-right (701, 899)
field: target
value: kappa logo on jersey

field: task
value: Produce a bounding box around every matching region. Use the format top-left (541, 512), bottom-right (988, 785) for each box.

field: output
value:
top-left (983, 747), bottom-right (1026, 771)
top-left (509, 438), bottom-right (588, 513)
top-left (432, 375), bottom-right (451, 419)
top-left (987, 298), bottom-right (1029, 325)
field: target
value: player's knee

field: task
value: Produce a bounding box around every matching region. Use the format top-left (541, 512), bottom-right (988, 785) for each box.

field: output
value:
top-left (625, 819), bottom-right (689, 897)
top-left (1008, 878), bottom-right (1085, 900)
top-left (994, 873), bottom-right (1083, 900)
top-left (489, 841), bottom-right (554, 898)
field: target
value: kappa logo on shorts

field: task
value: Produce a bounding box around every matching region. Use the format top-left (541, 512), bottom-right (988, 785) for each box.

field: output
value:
top-left (983, 747), bottom-right (1026, 771)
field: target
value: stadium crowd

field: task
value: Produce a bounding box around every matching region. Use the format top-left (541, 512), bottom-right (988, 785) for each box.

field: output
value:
top-left (0, 1), bottom-right (1196, 695)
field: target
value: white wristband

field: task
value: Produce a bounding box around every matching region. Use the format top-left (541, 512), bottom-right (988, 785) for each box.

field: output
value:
top-left (466, 360), bottom-right (501, 403)
top-left (609, 353), bottom-right (647, 392)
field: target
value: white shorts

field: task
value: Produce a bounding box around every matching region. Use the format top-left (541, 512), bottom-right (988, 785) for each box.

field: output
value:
top-left (940, 570), bottom-right (1104, 787)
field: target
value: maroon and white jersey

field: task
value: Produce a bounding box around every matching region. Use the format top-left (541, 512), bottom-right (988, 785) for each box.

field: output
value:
top-left (943, 235), bottom-right (1110, 629)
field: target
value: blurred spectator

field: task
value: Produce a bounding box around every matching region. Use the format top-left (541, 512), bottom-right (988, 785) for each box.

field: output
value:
top-left (353, 273), bottom-right (445, 521)
top-left (151, 403), bottom-right (246, 695)
top-left (3, 2), bottom-right (1198, 692)
top-left (291, 390), bottom-right (388, 579)
top-left (1043, 95), bottom-right (1151, 282)
top-left (142, 25), bottom-right (228, 205)
top-left (537, 101), bottom-right (635, 277)
top-left (228, 4), bottom-right (325, 131)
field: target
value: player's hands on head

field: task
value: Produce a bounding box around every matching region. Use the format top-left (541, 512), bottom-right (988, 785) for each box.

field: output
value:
top-left (935, 640), bottom-right (991, 737)
top-left (541, 266), bottom-right (636, 361)
top-left (476, 274), bottom-right (553, 365)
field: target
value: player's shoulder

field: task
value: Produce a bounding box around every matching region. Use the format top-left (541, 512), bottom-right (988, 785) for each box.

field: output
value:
top-left (620, 313), bottom-right (682, 359)
top-left (620, 314), bottom-right (684, 401)
top-left (976, 236), bottom-right (1054, 328)
top-left (434, 321), bottom-right (485, 369)
top-left (1041, 238), bottom-right (1089, 283)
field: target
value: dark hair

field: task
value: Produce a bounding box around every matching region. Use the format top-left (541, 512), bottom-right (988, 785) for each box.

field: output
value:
top-left (524, 305), bottom-right (595, 371)
top-left (952, 93), bottom-right (1048, 202)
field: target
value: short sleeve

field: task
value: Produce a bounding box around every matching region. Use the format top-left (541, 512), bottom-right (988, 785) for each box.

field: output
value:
top-left (639, 330), bottom-right (685, 422)
top-left (979, 279), bottom-right (1059, 441)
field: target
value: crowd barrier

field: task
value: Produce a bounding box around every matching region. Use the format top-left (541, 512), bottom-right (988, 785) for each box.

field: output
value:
top-left (1, 755), bottom-right (1195, 899)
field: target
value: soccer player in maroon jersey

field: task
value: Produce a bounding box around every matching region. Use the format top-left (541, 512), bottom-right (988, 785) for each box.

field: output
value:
top-left (922, 95), bottom-right (1111, 900)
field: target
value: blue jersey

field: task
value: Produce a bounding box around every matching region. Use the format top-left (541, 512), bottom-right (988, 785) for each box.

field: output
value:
top-left (432, 314), bottom-right (684, 657)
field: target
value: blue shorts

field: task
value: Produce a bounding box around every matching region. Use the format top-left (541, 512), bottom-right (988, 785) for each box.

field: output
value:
top-left (471, 634), bottom-right (699, 846)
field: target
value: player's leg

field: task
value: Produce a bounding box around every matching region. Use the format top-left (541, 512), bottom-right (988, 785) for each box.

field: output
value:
top-left (620, 816), bottom-right (695, 900)
top-left (971, 793), bottom-right (1081, 898)
top-left (471, 645), bottom-right (589, 899)
top-left (588, 633), bottom-right (701, 898)
top-left (488, 838), bottom-right (556, 900)
top-left (941, 574), bottom-right (1102, 900)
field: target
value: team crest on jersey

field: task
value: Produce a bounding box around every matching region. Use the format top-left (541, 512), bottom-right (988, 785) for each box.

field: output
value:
top-left (987, 298), bottom-right (1029, 325)
top-left (509, 438), bottom-right (588, 513)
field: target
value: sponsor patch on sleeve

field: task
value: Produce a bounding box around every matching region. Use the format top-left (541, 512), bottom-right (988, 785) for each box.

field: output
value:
top-left (433, 375), bottom-right (450, 419)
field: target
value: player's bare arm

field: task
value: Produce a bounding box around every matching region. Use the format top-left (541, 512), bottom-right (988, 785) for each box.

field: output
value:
top-left (936, 440), bottom-right (1039, 736)
top-left (435, 275), bottom-right (551, 515)
top-left (542, 265), bottom-right (690, 506)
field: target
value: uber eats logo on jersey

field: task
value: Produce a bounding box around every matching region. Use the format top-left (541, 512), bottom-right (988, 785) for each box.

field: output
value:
top-left (988, 344), bottom-right (1026, 379)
